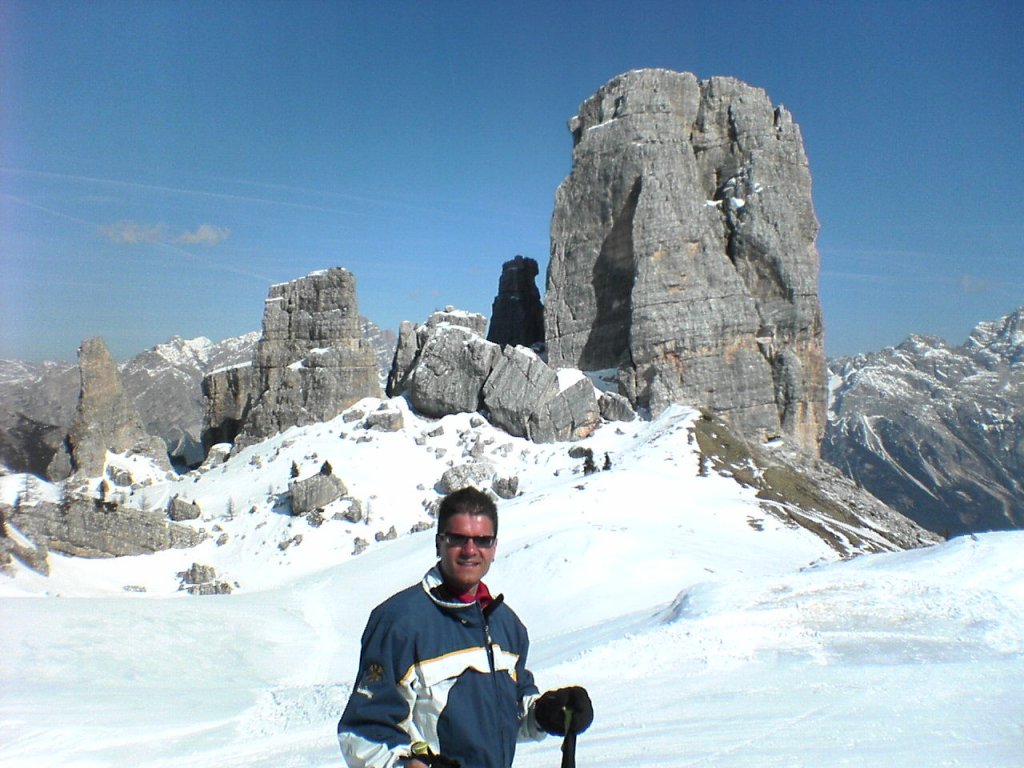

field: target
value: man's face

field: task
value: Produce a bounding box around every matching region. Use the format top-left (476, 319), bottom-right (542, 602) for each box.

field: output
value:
top-left (437, 512), bottom-right (497, 596)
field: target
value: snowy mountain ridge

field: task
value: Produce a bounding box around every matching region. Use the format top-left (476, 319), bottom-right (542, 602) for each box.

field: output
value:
top-left (825, 306), bottom-right (1024, 535)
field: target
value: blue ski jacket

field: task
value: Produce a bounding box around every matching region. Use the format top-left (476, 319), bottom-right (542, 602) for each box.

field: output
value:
top-left (338, 566), bottom-right (545, 768)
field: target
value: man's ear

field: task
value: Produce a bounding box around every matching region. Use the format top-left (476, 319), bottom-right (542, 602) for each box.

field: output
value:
top-left (434, 534), bottom-right (442, 558)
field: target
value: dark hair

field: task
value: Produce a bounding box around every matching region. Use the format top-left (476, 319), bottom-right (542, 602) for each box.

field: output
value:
top-left (437, 486), bottom-right (498, 535)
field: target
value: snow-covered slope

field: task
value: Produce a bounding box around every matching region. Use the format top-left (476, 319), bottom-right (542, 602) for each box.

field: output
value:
top-left (1, 404), bottom-right (1021, 766)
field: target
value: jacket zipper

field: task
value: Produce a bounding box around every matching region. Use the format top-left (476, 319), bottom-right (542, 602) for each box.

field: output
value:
top-left (481, 604), bottom-right (508, 768)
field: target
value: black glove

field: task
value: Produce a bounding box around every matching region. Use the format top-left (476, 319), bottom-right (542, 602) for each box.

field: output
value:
top-left (401, 742), bottom-right (461, 768)
top-left (535, 686), bottom-right (593, 735)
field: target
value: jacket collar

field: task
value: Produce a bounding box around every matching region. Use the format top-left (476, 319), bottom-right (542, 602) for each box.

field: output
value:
top-left (421, 565), bottom-right (474, 611)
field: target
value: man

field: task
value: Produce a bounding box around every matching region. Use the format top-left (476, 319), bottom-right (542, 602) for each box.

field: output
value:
top-left (338, 486), bottom-right (592, 768)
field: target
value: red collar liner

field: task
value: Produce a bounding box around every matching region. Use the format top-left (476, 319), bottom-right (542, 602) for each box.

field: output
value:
top-left (455, 580), bottom-right (494, 611)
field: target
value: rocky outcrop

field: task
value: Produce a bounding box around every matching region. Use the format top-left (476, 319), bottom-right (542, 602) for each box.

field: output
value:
top-left (289, 471), bottom-right (348, 517)
top-left (213, 269), bottom-right (382, 448)
top-left (178, 563), bottom-right (232, 595)
top-left (545, 69), bottom-right (825, 453)
top-left (201, 363), bottom-right (256, 452)
top-left (825, 308), bottom-right (1024, 536)
top-left (486, 255), bottom-right (545, 349)
top-left (6, 496), bottom-right (206, 558)
top-left (408, 325), bottom-right (502, 418)
top-left (691, 411), bottom-right (940, 555)
top-left (387, 308), bottom-right (489, 397)
top-left (481, 346), bottom-right (600, 441)
top-left (392, 317), bottom-right (609, 443)
top-left (47, 337), bottom-right (171, 480)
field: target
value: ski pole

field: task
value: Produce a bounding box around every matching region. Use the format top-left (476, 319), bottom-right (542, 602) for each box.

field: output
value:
top-left (560, 706), bottom-right (577, 768)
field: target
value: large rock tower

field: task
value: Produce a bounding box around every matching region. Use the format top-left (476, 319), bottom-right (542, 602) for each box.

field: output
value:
top-left (545, 69), bottom-right (825, 452)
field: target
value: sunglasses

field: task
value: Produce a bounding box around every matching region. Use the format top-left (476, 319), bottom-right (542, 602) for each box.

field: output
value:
top-left (438, 532), bottom-right (497, 549)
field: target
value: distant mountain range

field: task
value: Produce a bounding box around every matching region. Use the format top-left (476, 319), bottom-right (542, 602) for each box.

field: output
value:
top-left (0, 319), bottom-right (395, 474)
top-left (825, 307), bottom-right (1024, 536)
top-left (2, 309), bottom-right (1021, 536)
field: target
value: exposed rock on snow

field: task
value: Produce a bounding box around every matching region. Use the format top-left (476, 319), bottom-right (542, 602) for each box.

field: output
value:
top-left (691, 412), bottom-right (940, 554)
top-left (167, 496), bottom-right (202, 522)
top-left (438, 462), bottom-right (497, 494)
top-left (178, 562), bottom-right (232, 595)
top-left (289, 472), bottom-right (348, 517)
top-left (391, 316), bottom-right (606, 444)
top-left (387, 307), bottom-right (490, 400)
top-left (7, 494), bottom-right (206, 559)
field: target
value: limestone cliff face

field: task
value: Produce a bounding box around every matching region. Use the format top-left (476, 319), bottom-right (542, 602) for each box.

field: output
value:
top-left (230, 268), bottom-right (381, 446)
top-left (200, 363), bottom-right (255, 451)
top-left (47, 337), bottom-right (171, 479)
top-left (545, 69), bottom-right (825, 453)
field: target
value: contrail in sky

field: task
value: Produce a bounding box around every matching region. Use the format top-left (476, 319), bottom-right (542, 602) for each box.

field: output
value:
top-left (0, 166), bottom-right (371, 217)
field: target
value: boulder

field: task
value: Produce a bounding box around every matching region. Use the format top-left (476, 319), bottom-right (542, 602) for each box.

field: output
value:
top-left (289, 472), bottom-right (348, 517)
top-left (545, 69), bottom-right (826, 452)
top-left (167, 496), bottom-right (202, 522)
top-left (481, 345), bottom-right (560, 437)
top-left (387, 308), bottom-right (489, 397)
top-left (364, 408), bottom-right (404, 432)
top-left (407, 325), bottom-right (501, 418)
top-left (438, 462), bottom-right (497, 494)
top-left (598, 390), bottom-right (636, 422)
top-left (492, 475), bottom-right (519, 499)
top-left (527, 375), bottom-right (601, 443)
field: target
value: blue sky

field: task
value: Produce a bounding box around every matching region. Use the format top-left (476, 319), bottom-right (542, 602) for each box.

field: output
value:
top-left (2, 0), bottom-right (1021, 362)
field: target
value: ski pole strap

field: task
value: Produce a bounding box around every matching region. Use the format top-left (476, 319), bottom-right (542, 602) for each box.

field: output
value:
top-left (560, 707), bottom-right (577, 768)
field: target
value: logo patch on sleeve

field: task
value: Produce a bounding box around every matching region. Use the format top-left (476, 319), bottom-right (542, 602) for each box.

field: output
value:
top-left (360, 662), bottom-right (386, 686)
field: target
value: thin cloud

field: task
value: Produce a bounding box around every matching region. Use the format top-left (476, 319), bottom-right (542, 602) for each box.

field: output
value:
top-left (955, 274), bottom-right (993, 295)
top-left (101, 220), bottom-right (167, 244)
top-left (177, 224), bottom-right (230, 247)
top-left (100, 220), bottom-right (230, 247)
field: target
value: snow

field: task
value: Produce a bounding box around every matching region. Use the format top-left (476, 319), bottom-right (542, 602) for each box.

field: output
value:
top-left (207, 359), bottom-right (253, 377)
top-left (555, 367), bottom-right (588, 391)
top-left (2, 404), bottom-right (1022, 767)
top-left (583, 368), bottom-right (619, 393)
